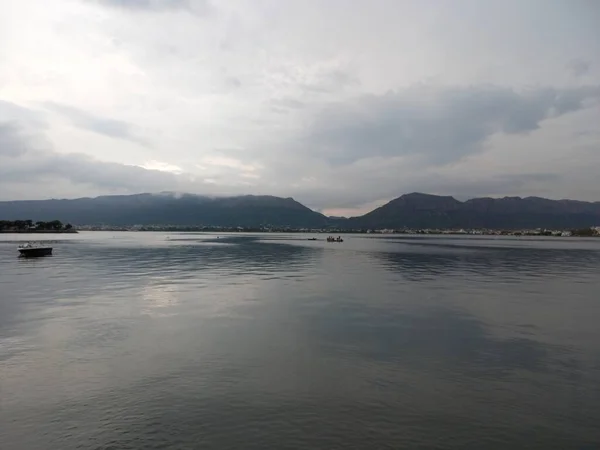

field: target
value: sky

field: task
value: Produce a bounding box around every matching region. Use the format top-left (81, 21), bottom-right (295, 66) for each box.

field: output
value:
top-left (0, 0), bottom-right (599, 216)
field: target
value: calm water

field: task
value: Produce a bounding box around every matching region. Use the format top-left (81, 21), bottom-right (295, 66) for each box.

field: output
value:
top-left (1, 232), bottom-right (600, 449)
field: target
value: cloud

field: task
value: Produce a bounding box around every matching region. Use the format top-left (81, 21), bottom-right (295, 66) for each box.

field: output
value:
top-left (298, 85), bottom-right (600, 167)
top-left (0, 101), bottom-right (263, 200)
top-left (567, 59), bottom-right (591, 77)
top-left (0, 123), bottom-right (29, 157)
top-left (0, 104), bottom-right (222, 199)
top-left (141, 160), bottom-right (184, 174)
top-left (0, 121), bottom-right (179, 192)
top-left (197, 155), bottom-right (260, 173)
top-left (0, 101), bottom-right (50, 158)
top-left (42, 102), bottom-right (150, 147)
top-left (269, 97), bottom-right (306, 114)
top-left (91, 0), bottom-right (209, 14)
top-left (2, 0), bottom-right (600, 208)
top-left (0, 100), bottom-right (46, 129)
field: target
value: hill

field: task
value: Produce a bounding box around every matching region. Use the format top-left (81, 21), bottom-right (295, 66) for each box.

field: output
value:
top-left (350, 193), bottom-right (600, 229)
top-left (0, 193), bottom-right (329, 228)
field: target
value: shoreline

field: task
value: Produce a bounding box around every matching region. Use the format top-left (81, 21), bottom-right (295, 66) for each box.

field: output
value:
top-left (0, 229), bottom-right (78, 234)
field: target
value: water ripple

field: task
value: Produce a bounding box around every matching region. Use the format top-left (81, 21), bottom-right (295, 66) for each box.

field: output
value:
top-left (1, 233), bottom-right (600, 449)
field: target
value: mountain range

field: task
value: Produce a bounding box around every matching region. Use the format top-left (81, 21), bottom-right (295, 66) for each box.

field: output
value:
top-left (1, 192), bottom-right (600, 230)
top-left (348, 193), bottom-right (600, 230)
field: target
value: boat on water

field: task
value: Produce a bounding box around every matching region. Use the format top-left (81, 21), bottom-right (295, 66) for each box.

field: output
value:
top-left (326, 236), bottom-right (344, 243)
top-left (18, 242), bottom-right (53, 257)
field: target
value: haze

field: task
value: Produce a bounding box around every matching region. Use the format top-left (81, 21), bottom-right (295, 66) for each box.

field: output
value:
top-left (1, 0), bottom-right (599, 216)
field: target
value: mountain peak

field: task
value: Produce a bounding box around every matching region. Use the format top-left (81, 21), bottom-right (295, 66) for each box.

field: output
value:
top-left (353, 192), bottom-right (600, 229)
top-left (387, 193), bottom-right (461, 210)
top-left (398, 192), bottom-right (458, 201)
top-left (402, 192), bottom-right (445, 198)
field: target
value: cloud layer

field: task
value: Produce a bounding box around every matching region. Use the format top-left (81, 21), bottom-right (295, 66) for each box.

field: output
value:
top-left (1, 0), bottom-right (599, 214)
top-left (299, 85), bottom-right (600, 166)
top-left (42, 102), bottom-right (150, 146)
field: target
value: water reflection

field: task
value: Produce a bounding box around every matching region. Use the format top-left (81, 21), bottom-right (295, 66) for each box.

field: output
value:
top-left (305, 302), bottom-right (559, 375)
top-left (1, 233), bottom-right (600, 449)
top-left (139, 282), bottom-right (180, 317)
top-left (76, 235), bottom-right (322, 279)
top-left (369, 241), bottom-right (600, 281)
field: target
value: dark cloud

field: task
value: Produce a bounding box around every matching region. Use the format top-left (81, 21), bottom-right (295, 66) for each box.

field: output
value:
top-left (0, 147), bottom-right (167, 190)
top-left (301, 85), bottom-right (600, 166)
top-left (0, 100), bottom-right (46, 128)
top-left (42, 102), bottom-right (150, 147)
top-left (0, 101), bottom-right (50, 158)
top-left (567, 59), bottom-right (591, 77)
top-left (0, 122), bottom-right (149, 189)
top-left (0, 124), bottom-right (29, 157)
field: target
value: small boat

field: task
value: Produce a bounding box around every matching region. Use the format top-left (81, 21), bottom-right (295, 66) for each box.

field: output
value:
top-left (307, 238), bottom-right (318, 241)
top-left (18, 242), bottom-right (53, 257)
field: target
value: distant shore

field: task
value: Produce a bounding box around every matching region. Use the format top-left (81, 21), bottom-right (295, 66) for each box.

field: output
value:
top-left (0, 229), bottom-right (78, 234)
top-left (74, 226), bottom-right (599, 237)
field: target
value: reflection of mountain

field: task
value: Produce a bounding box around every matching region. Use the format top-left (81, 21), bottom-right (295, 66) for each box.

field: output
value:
top-left (305, 303), bottom-right (556, 376)
top-left (77, 235), bottom-right (323, 280)
top-left (366, 238), bottom-right (600, 281)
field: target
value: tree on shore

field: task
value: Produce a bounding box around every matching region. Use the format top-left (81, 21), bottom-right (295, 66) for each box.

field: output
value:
top-left (0, 220), bottom-right (68, 231)
top-left (571, 228), bottom-right (598, 237)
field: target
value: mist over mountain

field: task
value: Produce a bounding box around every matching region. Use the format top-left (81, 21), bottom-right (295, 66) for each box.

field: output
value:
top-left (1, 192), bottom-right (600, 230)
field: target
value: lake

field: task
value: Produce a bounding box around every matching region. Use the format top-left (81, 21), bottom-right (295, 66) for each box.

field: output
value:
top-left (1, 232), bottom-right (600, 449)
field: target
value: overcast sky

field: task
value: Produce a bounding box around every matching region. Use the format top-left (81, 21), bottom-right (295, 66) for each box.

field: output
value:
top-left (1, 0), bottom-right (599, 215)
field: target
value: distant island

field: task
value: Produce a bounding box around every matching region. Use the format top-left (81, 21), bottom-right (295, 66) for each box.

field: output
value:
top-left (0, 192), bottom-right (600, 233)
top-left (0, 219), bottom-right (77, 233)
